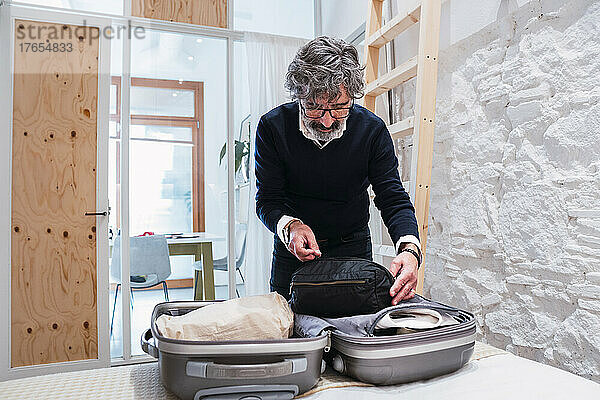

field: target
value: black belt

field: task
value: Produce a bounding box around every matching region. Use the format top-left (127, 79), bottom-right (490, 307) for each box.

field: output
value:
top-left (316, 227), bottom-right (370, 245)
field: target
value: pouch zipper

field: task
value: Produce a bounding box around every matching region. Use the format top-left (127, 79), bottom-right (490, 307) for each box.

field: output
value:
top-left (289, 279), bottom-right (367, 295)
top-left (314, 256), bottom-right (397, 282)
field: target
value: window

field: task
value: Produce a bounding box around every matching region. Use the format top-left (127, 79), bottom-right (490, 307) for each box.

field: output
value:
top-left (109, 77), bottom-right (204, 235)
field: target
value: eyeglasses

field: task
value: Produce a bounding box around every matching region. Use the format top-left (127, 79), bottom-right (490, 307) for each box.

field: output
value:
top-left (300, 100), bottom-right (353, 120)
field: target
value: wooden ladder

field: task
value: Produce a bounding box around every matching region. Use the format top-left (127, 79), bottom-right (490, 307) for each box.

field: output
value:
top-left (364, 0), bottom-right (442, 293)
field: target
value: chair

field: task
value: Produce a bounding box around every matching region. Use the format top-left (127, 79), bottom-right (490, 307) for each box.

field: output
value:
top-left (193, 224), bottom-right (247, 297)
top-left (110, 234), bottom-right (172, 336)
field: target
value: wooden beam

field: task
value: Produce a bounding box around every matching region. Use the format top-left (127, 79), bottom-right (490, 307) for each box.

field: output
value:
top-left (388, 116), bottom-right (414, 138)
top-left (366, 4), bottom-right (421, 49)
top-left (410, 0), bottom-right (442, 294)
top-left (363, 0), bottom-right (384, 112)
top-left (365, 56), bottom-right (418, 97)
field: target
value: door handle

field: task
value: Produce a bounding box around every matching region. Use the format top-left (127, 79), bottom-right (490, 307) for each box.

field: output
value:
top-left (85, 211), bottom-right (108, 216)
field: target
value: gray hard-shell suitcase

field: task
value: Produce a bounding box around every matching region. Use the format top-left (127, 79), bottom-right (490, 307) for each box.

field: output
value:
top-left (295, 295), bottom-right (476, 385)
top-left (141, 301), bottom-right (328, 400)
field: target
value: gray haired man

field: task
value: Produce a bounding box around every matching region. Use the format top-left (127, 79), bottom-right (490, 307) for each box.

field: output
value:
top-left (255, 36), bottom-right (421, 305)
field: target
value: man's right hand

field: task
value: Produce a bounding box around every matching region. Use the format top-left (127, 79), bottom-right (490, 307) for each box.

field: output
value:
top-left (287, 221), bottom-right (322, 261)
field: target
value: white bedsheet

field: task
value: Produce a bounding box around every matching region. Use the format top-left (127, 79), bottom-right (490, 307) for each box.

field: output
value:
top-left (305, 353), bottom-right (600, 400)
top-left (0, 351), bottom-right (598, 399)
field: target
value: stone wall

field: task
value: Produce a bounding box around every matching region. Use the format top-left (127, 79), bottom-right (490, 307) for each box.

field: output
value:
top-left (396, 0), bottom-right (600, 381)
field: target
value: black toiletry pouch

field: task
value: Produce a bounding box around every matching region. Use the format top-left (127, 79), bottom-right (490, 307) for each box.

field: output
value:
top-left (289, 257), bottom-right (396, 318)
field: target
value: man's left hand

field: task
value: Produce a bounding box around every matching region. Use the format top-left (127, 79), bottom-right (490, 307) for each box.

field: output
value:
top-left (388, 250), bottom-right (419, 305)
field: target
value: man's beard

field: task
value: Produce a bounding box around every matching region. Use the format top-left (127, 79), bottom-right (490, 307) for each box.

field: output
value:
top-left (302, 117), bottom-right (345, 142)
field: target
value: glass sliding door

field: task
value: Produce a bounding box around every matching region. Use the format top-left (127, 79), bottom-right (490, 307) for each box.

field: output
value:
top-left (109, 76), bottom-right (204, 357)
top-left (111, 29), bottom-right (229, 356)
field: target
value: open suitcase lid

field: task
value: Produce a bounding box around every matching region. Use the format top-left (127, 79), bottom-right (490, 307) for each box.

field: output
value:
top-left (294, 295), bottom-right (476, 382)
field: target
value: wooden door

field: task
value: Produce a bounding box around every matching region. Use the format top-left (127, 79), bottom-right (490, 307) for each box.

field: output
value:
top-left (11, 19), bottom-right (100, 367)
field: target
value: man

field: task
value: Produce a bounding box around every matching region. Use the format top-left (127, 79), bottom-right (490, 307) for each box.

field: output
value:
top-left (255, 36), bottom-right (421, 306)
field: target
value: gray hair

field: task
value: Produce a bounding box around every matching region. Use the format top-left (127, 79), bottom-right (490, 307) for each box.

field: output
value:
top-left (285, 36), bottom-right (365, 103)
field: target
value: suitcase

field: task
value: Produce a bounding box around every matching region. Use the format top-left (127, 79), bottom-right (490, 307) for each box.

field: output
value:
top-left (142, 301), bottom-right (328, 400)
top-left (296, 295), bottom-right (476, 385)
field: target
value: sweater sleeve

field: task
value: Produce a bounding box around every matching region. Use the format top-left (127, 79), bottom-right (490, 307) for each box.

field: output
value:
top-left (254, 116), bottom-right (296, 234)
top-left (368, 125), bottom-right (420, 244)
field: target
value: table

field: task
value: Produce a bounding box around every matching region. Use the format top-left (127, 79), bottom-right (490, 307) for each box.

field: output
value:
top-left (165, 233), bottom-right (224, 301)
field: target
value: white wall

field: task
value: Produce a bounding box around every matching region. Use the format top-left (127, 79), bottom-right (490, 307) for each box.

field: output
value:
top-left (233, 0), bottom-right (314, 38)
top-left (320, 0), bottom-right (368, 39)
top-left (393, 0), bottom-right (600, 382)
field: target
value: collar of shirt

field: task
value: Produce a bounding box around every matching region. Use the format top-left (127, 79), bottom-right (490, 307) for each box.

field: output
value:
top-left (298, 113), bottom-right (347, 149)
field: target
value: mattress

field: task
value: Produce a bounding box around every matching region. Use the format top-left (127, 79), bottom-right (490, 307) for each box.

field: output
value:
top-left (0, 342), bottom-right (598, 400)
top-left (304, 351), bottom-right (600, 399)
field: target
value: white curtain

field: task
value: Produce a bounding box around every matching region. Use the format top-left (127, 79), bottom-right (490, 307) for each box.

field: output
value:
top-left (244, 32), bottom-right (308, 295)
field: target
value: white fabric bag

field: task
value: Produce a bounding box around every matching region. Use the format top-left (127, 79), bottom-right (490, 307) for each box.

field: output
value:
top-left (156, 292), bottom-right (294, 341)
top-left (375, 308), bottom-right (459, 333)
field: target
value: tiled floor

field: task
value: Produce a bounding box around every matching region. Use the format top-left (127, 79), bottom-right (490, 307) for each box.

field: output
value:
top-left (110, 271), bottom-right (245, 358)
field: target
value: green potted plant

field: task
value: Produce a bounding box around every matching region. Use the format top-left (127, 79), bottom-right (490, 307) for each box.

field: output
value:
top-left (219, 139), bottom-right (250, 179)
top-left (220, 115), bottom-right (251, 182)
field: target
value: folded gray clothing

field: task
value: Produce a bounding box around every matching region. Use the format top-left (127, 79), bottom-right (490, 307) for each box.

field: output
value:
top-left (294, 294), bottom-right (462, 338)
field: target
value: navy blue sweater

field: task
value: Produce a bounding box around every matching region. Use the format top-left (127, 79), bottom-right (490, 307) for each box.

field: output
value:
top-left (255, 101), bottom-right (419, 243)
